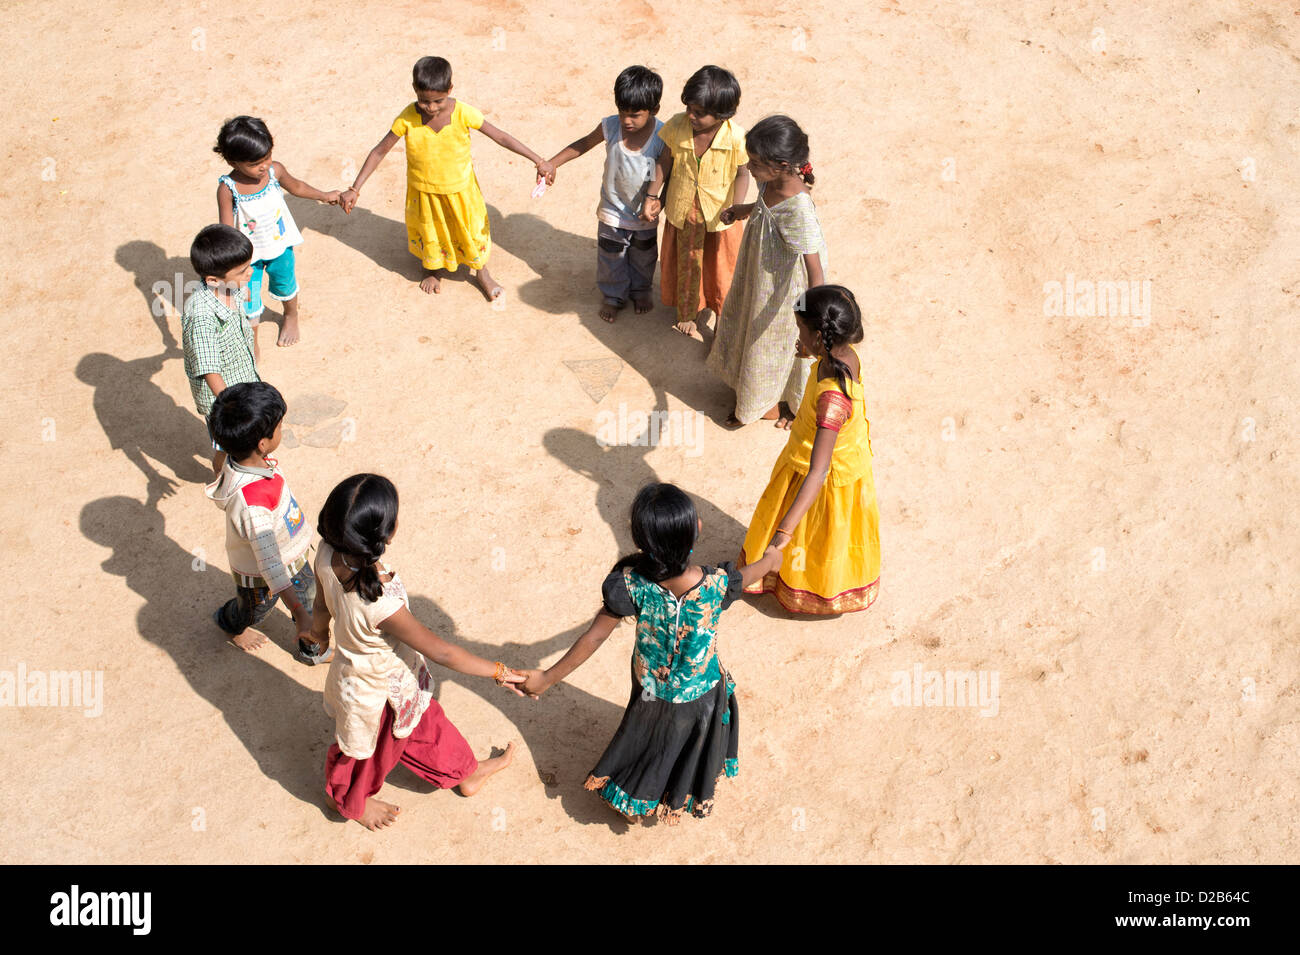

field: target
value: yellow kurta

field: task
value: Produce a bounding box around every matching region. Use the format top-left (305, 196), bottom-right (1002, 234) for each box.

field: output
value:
top-left (657, 112), bottom-right (748, 232)
top-left (741, 349), bottom-right (881, 614)
top-left (391, 100), bottom-right (490, 270)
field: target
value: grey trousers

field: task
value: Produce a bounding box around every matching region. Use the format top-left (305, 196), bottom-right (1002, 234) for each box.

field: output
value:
top-left (596, 222), bottom-right (658, 306)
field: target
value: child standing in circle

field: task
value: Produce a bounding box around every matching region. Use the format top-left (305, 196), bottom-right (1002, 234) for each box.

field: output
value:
top-left (739, 286), bottom-right (881, 614)
top-left (214, 116), bottom-right (340, 349)
top-left (642, 66), bottom-right (751, 339)
top-left (520, 483), bottom-right (783, 824)
top-left (340, 56), bottom-right (552, 301)
top-left (310, 474), bottom-right (528, 830)
top-left (541, 65), bottom-right (665, 322)
top-left (708, 115), bottom-right (827, 428)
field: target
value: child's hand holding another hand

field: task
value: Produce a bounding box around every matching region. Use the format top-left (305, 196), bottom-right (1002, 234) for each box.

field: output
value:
top-left (494, 664), bottom-right (534, 698)
top-left (518, 669), bottom-right (548, 699)
top-left (719, 203), bottom-right (751, 225)
top-left (339, 188), bottom-right (359, 214)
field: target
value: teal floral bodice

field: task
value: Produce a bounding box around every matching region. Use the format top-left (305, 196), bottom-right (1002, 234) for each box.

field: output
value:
top-left (602, 563), bottom-right (741, 703)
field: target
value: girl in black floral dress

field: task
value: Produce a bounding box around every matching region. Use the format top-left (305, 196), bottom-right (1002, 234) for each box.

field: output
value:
top-left (520, 483), bottom-right (782, 822)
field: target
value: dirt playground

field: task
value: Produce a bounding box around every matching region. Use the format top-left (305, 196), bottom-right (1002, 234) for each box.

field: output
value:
top-left (2, 0), bottom-right (1297, 863)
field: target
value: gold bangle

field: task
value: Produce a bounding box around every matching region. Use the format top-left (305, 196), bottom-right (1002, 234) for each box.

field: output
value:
top-left (493, 661), bottom-right (508, 686)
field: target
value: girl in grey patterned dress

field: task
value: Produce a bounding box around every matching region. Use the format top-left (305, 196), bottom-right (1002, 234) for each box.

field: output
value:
top-left (706, 116), bottom-right (827, 427)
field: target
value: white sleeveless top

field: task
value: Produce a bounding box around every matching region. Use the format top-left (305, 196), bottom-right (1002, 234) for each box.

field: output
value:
top-left (218, 168), bottom-right (303, 261)
top-left (597, 115), bottom-right (664, 231)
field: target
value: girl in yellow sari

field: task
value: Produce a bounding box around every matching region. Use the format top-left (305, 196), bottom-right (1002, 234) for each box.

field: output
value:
top-left (740, 286), bottom-right (881, 614)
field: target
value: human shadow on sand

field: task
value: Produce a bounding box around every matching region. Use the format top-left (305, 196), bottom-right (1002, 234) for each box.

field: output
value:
top-left (82, 495), bottom-right (636, 829)
top-left (82, 495), bottom-right (334, 811)
top-left (543, 425), bottom-right (817, 622)
top-left (90, 243), bottom-right (220, 507)
top-left (543, 425), bottom-right (748, 559)
top-left (385, 595), bottom-right (633, 832)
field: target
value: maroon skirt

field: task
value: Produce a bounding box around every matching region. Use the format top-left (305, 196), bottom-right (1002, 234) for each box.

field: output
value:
top-left (325, 698), bottom-right (478, 820)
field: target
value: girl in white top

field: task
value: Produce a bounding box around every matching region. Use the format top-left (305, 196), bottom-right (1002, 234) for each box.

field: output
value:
top-left (307, 473), bottom-right (528, 831)
top-left (214, 116), bottom-right (341, 349)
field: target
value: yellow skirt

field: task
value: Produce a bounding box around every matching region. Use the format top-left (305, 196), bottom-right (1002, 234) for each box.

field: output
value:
top-left (740, 462), bottom-right (881, 615)
top-left (405, 176), bottom-right (490, 271)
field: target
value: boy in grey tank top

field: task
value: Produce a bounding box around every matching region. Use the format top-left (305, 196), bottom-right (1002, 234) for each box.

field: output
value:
top-left (541, 66), bottom-right (664, 321)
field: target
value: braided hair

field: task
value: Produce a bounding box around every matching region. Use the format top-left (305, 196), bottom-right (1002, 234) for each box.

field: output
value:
top-left (795, 285), bottom-right (864, 396)
top-left (317, 474), bottom-right (399, 603)
top-left (612, 483), bottom-right (698, 583)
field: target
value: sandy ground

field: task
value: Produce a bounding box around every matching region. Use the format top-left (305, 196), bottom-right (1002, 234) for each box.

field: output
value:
top-left (2, 0), bottom-right (1297, 864)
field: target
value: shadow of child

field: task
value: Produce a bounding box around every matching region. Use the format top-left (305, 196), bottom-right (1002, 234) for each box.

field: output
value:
top-left (76, 353), bottom-right (214, 507)
top-left (395, 594), bottom-right (633, 831)
top-left (81, 495), bottom-right (334, 812)
top-left (542, 426), bottom-right (748, 558)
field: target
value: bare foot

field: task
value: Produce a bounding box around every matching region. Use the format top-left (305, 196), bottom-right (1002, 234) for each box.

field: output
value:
top-left (760, 404), bottom-right (781, 421)
top-left (277, 313), bottom-right (300, 347)
top-left (419, 271), bottom-right (442, 294)
top-left (633, 298), bottom-right (653, 314)
top-left (776, 402), bottom-right (795, 429)
top-left (474, 267), bottom-right (503, 303)
top-left (457, 742), bottom-right (515, 797)
top-left (725, 412), bottom-right (744, 428)
top-left (672, 320), bottom-right (699, 339)
top-left (230, 629), bottom-right (268, 651)
top-left (599, 301), bottom-right (622, 323)
top-left (357, 797), bottom-right (401, 831)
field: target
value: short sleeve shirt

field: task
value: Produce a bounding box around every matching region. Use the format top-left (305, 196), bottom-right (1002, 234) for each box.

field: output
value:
top-left (600, 562), bottom-right (743, 702)
top-left (657, 112), bottom-right (748, 232)
top-left (182, 285), bottom-right (259, 416)
top-left (392, 100), bottom-right (485, 194)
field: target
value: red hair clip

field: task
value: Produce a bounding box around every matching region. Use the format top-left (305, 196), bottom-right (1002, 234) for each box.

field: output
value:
top-left (800, 162), bottom-right (813, 176)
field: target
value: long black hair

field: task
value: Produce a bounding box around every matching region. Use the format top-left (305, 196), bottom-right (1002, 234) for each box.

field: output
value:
top-left (795, 285), bottom-right (864, 397)
top-left (613, 483), bottom-right (698, 582)
top-left (746, 115), bottom-right (814, 186)
top-left (317, 474), bottom-right (399, 602)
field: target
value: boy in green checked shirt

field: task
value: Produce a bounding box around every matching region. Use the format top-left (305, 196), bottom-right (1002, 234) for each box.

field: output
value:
top-left (182, 225), bottom-right (260, 474)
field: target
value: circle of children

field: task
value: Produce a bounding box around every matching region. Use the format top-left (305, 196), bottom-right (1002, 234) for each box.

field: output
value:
top-left (181, 57), bottom-right (882, 830)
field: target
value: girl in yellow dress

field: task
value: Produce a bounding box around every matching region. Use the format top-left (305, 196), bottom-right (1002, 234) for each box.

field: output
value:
top-left (739, 285), bottom-right (881, 614)
top-left (339, 56), bottom-right (554, 300)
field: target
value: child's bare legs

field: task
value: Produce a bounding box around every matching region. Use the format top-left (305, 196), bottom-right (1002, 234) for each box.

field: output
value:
top-left (326, 792), bottom-right (401, 831)
top-left (278, 295), bottom-right (301, 347)
top-left (419, 268), bottom-right (445, 294)
top-left (457, 742), bottom-right (515, 796)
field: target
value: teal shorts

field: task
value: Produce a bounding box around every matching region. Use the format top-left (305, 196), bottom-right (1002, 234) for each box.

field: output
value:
top-left (244, 247), bottom-right (298, 322)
